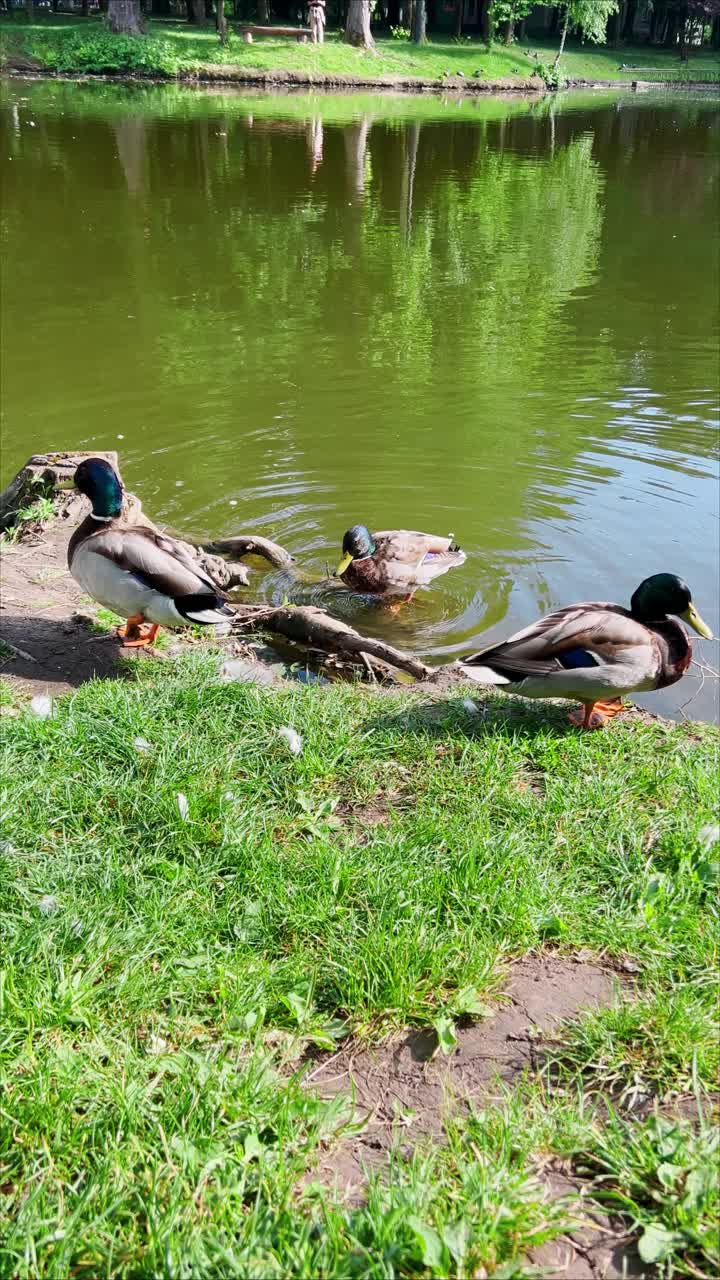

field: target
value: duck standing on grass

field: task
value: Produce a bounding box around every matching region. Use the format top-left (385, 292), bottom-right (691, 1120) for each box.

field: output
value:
top-left (459, 574), bottom-right (713, 729)
top-left (63, 458), bottom-right (234, 648)
top-left (335, 524), bottom-right (466, 603)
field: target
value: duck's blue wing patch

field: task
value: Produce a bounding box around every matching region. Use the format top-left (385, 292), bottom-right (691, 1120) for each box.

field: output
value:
top-left (558, 647), bottom-right (601, 670)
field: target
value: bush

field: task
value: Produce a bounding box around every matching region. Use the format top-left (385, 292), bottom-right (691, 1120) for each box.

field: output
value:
top-left (34, 31), bottom-right (185, 76)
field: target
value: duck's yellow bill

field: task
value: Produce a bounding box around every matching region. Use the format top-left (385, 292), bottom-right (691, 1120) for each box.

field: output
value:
top-left (335, 552), bottom-right (353, 577)
top-left (681, 604), bottom-right (713, 640)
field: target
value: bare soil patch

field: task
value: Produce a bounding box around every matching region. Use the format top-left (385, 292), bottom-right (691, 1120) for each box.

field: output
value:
top-left (0, 517), bottom-right (126, 698)
top-left (306, 953), bottom-right (626, 1203)
top-left (527, 1164), bottom-right (645, 1279)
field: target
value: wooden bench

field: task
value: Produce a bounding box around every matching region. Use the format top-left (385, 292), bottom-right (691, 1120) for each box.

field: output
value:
top-left (237, 24), bottom-right (312, 42)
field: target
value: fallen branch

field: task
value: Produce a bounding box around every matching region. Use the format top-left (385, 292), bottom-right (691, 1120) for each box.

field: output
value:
top-left (204, 534), bottom-right (295, 568)
top-left (232, 605), bottom-right (433, 681)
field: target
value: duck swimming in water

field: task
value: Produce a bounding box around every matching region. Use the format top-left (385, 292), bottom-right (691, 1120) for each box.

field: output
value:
top-left (65, 458), bottom-right (234, 647)
top-left (460, 573), bottom-right (712, 729)
top-left (335, 524), bottom-right (466, 601)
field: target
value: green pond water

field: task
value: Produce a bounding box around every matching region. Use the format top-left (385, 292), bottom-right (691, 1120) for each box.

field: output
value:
top-left (1, 81), bottom-right (718, 720)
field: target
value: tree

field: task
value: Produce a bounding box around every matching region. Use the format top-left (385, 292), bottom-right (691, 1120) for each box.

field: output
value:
top-left (107, 0), bottom-right (145, 31)
top-left (216, 0), bottom-right (227, 43)
top-left (553, 0), bottom-right (618, 69)
top-left (345, 0), bottom-right (375, 46)
top-left (491, 0), bottom-right (532, 43)
top-left (412, 0), bottom-right (427, 42)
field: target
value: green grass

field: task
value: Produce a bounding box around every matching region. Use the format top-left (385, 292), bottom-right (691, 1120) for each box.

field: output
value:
top-left (1, 654), bottom-right (718, 1275)
top-left (2, 16), bottom-right (719, 84)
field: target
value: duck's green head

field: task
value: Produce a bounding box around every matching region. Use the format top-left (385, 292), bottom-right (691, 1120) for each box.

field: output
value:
top-left (631, 573), bottom-right (713, 639)
top-left (336, 524), bottom-right (376, 576)
top-left (72, 458), bottom-right (123, 520)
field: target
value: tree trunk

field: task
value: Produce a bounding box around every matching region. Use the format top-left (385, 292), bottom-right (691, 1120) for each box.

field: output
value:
top-left (25, 0), bottom-right (34, 19)
top-left (454, 0), bottom-right (463, 38)
top-left (503, 17), bottom-right (513, 42)
top-left (677, 2), bottom-right (689, 56)
top-left (609, 2), bottom-right (624, 46)
top-left (216, 0), bottom-right (227, 41)
top-left (481, 0), bottom-right (492, 41)
top-left (622, 0), bottom-right (635, 39)
top-left (549, 4), bottom-right (560, 34)
top-left (345, 0), bottom-right (374, 46)
top-left (187, 0), bottom-right (204, 22)
top-left (664, 4), bottom-right (678, 46)
top-left (712, 15), bottom-right (720, 48)
top-left (257, 0), bottom-right (270, 21)
top-left (518, 17), bottom-right (526, 40)
top-left (552, 5), bottom-right (568, 68)
top-left (81, 0), bottom-right (89, 14)
top-left (411, 0), bottom-right (426, 42)
top-left (387, 0), bottom-right (400, 23)
top-left (107, 0), bottom-right (145, 31)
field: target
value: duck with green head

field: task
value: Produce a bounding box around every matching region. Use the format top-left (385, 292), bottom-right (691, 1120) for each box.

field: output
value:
top-left (460, 573), bottom-right (713, 729)
top-left (335, 524), bottom-right (466, 600)
top-left (64, 458), bottom-right (234, 647)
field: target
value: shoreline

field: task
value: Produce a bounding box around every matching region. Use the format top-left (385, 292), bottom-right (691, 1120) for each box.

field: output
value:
top-left (3, 59), bottom-right (719, 95)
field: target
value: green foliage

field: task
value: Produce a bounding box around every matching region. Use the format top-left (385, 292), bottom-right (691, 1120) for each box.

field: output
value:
top-left (491, 0), bottom-right (534, 36)
top-left (389, 23), bottom-right (411, 39)
top-left (530, 54), bottom-right (561, 87)
top-left (580, 1110), bottom-right (720, 1278)
top-left (41, 31), bottom-right (184, 76)
top-left (562, 0), bottom-right (619, 44)
top-left (1, 495), bottom-right (56, 544)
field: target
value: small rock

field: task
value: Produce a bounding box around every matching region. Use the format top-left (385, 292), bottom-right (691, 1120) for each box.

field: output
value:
top-left (147, 1034), bottom-right (168, 1055)
top-left (220, 658), bottom-right (279, 686)
top-left (30, 695), bottom-right (53, 719)
top-left (38, 894), bottom-right (58, 916)
top-left (177, 793), bottom-right (189, 820)
top-left (133, 736), bottom-right (153, 754)
top-left (278, 726), bottom-right (303, 756)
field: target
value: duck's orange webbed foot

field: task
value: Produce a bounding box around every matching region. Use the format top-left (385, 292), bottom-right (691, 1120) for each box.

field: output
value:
top-left (568, 698), bottom-right (626, 730)
top-left (384, 593), bottom-right (415, 614)
top-left (117, 618), bottom-right (160, 648)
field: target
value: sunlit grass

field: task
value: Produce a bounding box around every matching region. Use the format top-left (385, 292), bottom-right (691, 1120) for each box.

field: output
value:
top-left (1, 653), bottom-right (718, 1274)
top-left (3, 17), bottom-right (719, 83)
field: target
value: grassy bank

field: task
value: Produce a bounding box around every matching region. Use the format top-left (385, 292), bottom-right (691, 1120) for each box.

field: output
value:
top-left (2, 17), bottom-right (719, 84)
top-left (1, 653), bottom-right (718, 1275)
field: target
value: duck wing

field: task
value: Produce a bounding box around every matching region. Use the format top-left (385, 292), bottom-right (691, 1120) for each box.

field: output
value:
top-left (466, 603), bottom-right (656, 681)
top-left (87, 524), bottom-right (227, 600)
top-left (373, 530), bottom-right (466, 587)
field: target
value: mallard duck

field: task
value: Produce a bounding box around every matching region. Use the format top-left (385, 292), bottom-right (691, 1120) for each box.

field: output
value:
top-left (460, 574), bottom-right (712, 729)
top-left (335, 525), bottom-right (466, 600)
top-left (64, 458), bottom-right (234, 647)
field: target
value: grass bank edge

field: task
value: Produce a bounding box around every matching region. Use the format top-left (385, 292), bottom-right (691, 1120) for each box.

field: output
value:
top-left (2, 20), bottom-right (719, 86)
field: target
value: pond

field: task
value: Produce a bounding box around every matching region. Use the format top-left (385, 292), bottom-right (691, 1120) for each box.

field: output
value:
top-left (1, 80), bottom-right (718, 721)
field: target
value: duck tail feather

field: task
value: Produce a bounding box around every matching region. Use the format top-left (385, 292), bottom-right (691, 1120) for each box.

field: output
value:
top-left (460, 664), bottom-right (510, 686)
top-left (176, 594), bottom-right (235, 625)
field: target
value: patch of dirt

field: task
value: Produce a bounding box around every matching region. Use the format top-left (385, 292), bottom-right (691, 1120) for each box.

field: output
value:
top-left (527, 1165), bottom-right (646, 1279)
top-left (306, 953), bottom-right (627, 1204)
top-left (0, 518), bottom-right (128, 697)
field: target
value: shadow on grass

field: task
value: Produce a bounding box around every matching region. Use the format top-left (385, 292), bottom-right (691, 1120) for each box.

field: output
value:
top-left (366, 691), bottom-right (582, 742)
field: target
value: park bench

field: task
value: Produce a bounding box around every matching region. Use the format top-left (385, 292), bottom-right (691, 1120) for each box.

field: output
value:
top-left (237, 23), bottom-right (312, 42)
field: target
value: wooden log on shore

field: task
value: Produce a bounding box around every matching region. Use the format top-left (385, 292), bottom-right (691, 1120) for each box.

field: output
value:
top-left (230, 604), bottom-right (433, 681)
